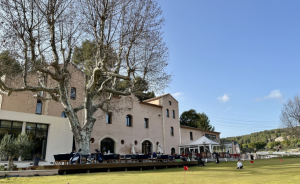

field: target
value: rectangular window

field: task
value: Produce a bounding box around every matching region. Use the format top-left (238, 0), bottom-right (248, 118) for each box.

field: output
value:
top-left (170, 127), bottom-right (174, 136)
top-left (0, 121), bottom-right (49, 161)
top-left (166, 109), bottom-right (169, 117)
top-left (36, 100), bottom-right (42, 115)
top-left (190, 132), bottom-right (193, 140)
top-left (144, 118), bottom-right (149, 128)
top-left (205, 134), bottom-right (216, 140)
top-left (0, 120), bottom-right (23, 161)
top-left (106, 113), bottom-right (112, 124)
top-left (0, 121), bottom-right (22, 140)
top-left (25, 123), bottom-right (49, 161)
top-left (70, 87), bottom-right (76, 100)
top-left (172, 110), bottom-right (175, 118)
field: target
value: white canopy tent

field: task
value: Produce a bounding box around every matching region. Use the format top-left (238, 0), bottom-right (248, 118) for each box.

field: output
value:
top-left (179, 136), bottom-right (220, 154)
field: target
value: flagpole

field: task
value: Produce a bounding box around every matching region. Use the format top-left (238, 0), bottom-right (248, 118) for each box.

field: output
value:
top-left (184, 170), bottom-right (185, 183)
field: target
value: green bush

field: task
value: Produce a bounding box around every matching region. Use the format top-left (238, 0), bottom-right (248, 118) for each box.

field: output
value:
top-left (36, 166), bottom-right (45, 170)
top-left (0, 165), bottom-right (4, 171)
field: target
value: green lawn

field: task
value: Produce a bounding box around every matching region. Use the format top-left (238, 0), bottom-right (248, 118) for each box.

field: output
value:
top-left (1, 158), bottom-right (300, 184)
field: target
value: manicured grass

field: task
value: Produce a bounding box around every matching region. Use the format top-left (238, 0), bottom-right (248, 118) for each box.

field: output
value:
top-left (1, 158), bottom-right (300, 184)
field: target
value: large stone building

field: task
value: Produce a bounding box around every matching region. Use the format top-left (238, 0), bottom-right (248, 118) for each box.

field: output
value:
top-left (0, 64), bottom-right (221, 166)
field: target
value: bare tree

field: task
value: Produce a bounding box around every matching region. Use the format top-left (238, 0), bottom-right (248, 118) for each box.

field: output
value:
top-left (0, 0), bottom-right (170, 154)
top-left (280, 94), bottom-right (300, 136)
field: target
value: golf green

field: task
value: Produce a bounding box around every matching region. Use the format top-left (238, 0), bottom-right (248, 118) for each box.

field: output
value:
top-left (1, 157), bottom-right (300, 184)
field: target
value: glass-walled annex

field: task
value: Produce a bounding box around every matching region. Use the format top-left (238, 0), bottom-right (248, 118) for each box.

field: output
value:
top-left (0, 120), bottom-right (49, 161)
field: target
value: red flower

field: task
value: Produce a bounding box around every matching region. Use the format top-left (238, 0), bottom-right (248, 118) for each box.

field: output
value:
top-left (184, 166), bottom-right (189, 170)
top-left (250, 161), bottom-right (254, 163)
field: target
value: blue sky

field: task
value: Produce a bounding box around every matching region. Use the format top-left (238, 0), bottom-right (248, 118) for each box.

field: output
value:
top-left (158, 0), bottom-right (300, 138)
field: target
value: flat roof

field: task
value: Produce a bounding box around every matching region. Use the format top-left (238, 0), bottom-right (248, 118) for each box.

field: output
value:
top-left (180, 125), bottom-right (221, 134)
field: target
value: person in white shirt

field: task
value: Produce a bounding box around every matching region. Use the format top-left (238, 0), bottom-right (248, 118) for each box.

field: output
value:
top-left (237, 159), bottom-right (243, 169)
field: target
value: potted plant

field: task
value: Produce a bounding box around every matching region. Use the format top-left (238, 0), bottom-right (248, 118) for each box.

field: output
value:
top-left (33, 153), bottom-right (40, 166)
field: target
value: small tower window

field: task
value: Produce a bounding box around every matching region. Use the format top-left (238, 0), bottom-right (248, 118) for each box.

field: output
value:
top-left (172, 110), bottom-right (175, 118)
top-left (61, 111), bottom-right (67, 118)
top-left (36, 99), bottom-right (42, 115)
top-left (126, 115), bottom-right (132, 127)
top-left (106, 113), bottom-right (112, 124)
top-left (144, 118), bottom-right (149, 128)
top-left (170, 127), bottom-right (174, 136)
top-left (169, 101), bottom-right (172, 105)
top-left (166, 109), bottom-right (169, 117)
top-left (190, 132), bottom-right (193, 140)
top-left (70, 87), bottom-right (76, 100)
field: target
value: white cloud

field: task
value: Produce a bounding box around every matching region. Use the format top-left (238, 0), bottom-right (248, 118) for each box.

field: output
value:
top-left (217, 94), bottom-right (230, 103)
top-left (172, 92), bottom-right (185, 100)
top-left (256, 90), bottom-right (284, 102)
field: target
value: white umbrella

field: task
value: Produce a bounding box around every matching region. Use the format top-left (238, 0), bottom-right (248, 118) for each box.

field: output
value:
top-left (131, 142), bottom-right (136, 154)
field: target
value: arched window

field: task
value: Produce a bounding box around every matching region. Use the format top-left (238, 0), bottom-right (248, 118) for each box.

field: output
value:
top-left (142, 140), bottom-right (152, 154)
top-left (70, 87), bottom-right (76, 100)
top-left (126, 115), bottom-right (132, 127)
top-left (36, 99), bottom-right (42, 115)
top-left (169, 101), bottom-right (172, 105)
top-left (171, 148), bottom-right (175, 155)
top-left (166, 109), bottom-right (169, 117)
top-left (61, 111), bottom-right (67, 118)
top-left (101, 138), bottom-right (115, 154)
top-left (170, 127), bottom-right (174, 136)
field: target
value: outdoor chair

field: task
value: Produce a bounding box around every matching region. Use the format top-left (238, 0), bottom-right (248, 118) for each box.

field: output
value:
top-left (53, 155), bottom-right (61, 165)
top-left (112, 154), bottom-right (121, 163)
top-left (136, 155), bottom-right (148, 162)
top-left (131, 154), bottom-right (138, 162)
top-left (161, 155), bottom-right (169, 162)
top-left (104, 154), bottom-right (115, 163)
top-left (59, 154), bottom-right (73, 165)
top-left (150, 155), bottom-right (157, 162)
top-left (120, 155), bottom-right (126, 163)
top-left (125, 155), bottom-right (132, 163)
top-left (81, 155), bottom-right (88, 164)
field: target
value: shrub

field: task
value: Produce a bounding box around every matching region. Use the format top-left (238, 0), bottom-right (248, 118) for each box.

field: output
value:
top-left (36, 166), bottom-right (45, 170)
top-left (0, 165), bottom-right (4, 171)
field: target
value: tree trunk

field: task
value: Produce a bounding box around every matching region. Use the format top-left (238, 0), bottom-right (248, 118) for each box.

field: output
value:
top-left (7, 156), bottom-right (14, 171)
top-left (74, 130), bottom-right (92, 155)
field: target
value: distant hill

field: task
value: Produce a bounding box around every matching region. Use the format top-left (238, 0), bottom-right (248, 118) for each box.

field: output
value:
top-left (221, 127), bottom-right (298, 146)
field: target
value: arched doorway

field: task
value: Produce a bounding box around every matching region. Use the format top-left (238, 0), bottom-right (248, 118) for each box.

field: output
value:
top-left (171, 147), bottom-right (175, 155)
top-left (142, 140), bottom-right (152, 154)
top-left (101, 138), bottom-right (115, 154)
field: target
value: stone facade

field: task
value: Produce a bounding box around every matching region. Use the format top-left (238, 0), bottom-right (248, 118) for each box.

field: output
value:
top-left (0, 65), bottom-right (221, 166)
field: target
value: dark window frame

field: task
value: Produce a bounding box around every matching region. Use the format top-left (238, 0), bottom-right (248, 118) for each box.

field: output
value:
top-left (205, 134), bottom-right (217, 140)
top-left (24, 123), bottom-right (49, 161)
top-left (36, 99), bottom-right (42, 115)
top-left (144, 118), bottom-right (149, 128)
top-left (169, 101), bottom-right (172, 105)
top-left (142, 140), bottom-right (152, 154)
top-left (61, 111), bottom-right (67, 118)
top-left (126, 115), bottom-right (132, 127)
top-left (170, 126), bottom-right (174, 136)
top-left (70, 87), bottom-right (76, 100)
top-left (106, 113), bottom-right (112, 124)
top-left (166, 109), bottom-right (169, 117)
top-left (101, 138), bottom-right (115, 154)
top-left (190, 132), bottom-right (193, 140)
top-left (172, 110), bottom-right (175, 119)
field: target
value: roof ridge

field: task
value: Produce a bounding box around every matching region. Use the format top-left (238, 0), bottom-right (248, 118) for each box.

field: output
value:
top-left (143, 93), bottom-right (170, 102)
